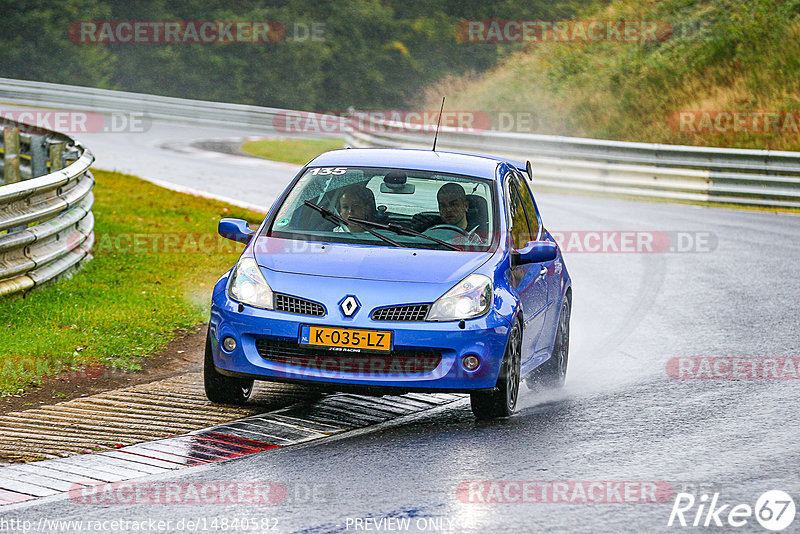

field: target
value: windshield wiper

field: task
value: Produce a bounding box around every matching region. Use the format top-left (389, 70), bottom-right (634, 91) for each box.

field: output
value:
top-left (347, 217), bottom-right (462, 251)
top-left (302, 200), bottom-right (406, 248)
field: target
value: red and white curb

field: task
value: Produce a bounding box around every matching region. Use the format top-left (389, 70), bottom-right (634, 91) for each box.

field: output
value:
top-left (0, 391), bottom-right (463, 506)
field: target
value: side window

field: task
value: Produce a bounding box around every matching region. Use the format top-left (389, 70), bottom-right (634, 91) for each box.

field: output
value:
top-left (514, 172), bottom-right (540, 239)
top-left (506, 174), bottom-right (531, 249)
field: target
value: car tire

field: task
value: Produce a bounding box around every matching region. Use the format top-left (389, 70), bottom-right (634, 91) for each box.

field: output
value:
top-left (526, 298), bottom-right (570, 390)
top-left (204, 329), bottom-right (254, 405)
top-left (470, 319), bottom-right (522, 419)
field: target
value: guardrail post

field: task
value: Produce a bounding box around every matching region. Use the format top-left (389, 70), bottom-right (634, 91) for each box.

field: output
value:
top-left (3, 127), bottom-right (20, 184)
top-left (0, 115), bottom-right (96, 297)
top-left (49, 141), bottom-right (65, 172)
top-left (29, 135), bottom-right (48, 178)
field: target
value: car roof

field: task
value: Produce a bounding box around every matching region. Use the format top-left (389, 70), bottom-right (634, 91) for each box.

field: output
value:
top-left (307, 148), bottom-right (510, 180)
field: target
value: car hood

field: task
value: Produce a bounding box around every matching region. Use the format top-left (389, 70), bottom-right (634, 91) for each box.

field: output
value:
top-left (251, 237), bottom-right (493, 284)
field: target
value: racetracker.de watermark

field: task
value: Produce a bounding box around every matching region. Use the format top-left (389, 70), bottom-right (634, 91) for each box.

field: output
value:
top-left (668, 111), bottom-right (800, 135)
top-left (456, 481), bottom-right (674, 504)
top-left (68, 230), bottom-right (718, 256)
top-left (68, 481), bottom-right (329, 505)
top-left (550, 231), bottom-right (717, 253)
top-left (67, 232), bottom-right (329, 256)
top-left (1, 110), bottom-right (149, 135)
top-left (69, 21), bottom-right (326, 44)
top-left (272, 110), bottom-right (492, 134)
top-left (273, 110), bottom-right (561, 134)
top-left (456, 20), bottom-right (672, 43)
top-left (666, 357), bottom-right (800, 379)
top-left (0, 361), bottom-right (119, 382)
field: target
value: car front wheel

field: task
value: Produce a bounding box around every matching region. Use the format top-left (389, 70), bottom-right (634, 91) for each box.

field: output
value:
top-left (470, 319), bottom-right (522, 419)
top-left (204, 329), bottom-right (254, 405)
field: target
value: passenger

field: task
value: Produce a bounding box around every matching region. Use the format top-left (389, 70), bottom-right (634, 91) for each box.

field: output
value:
top-left (436, 183), bottom-right (470, 230)
top-left (334, 185), bottom-right (374, 232)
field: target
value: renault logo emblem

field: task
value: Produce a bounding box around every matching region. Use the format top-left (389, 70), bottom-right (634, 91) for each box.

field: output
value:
top-left (339, 295), bottom-right (360, 317)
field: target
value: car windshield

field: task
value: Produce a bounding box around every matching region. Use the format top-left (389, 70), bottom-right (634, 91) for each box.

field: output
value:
top-left (265, 166), bottom-right (496, 251)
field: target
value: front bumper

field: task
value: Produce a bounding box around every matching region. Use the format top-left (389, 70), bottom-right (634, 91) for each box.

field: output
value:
top-left (210, 287), bottom-right (512, 393)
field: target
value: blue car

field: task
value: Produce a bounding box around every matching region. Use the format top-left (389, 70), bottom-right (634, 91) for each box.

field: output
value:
top-left (206, 148), bottom-right (571, 418)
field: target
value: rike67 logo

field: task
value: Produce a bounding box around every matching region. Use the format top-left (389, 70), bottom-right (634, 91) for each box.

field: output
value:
top-left (668, 490), bottom-right (795, 531)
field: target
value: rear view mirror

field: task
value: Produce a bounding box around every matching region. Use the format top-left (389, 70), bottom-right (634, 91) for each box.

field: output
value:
top-left (218, 218), bottom-right (255, 244)
top-left (380, 183), bottom-right (415, 194)
top-left (381, 170), bottom-right (416, 194)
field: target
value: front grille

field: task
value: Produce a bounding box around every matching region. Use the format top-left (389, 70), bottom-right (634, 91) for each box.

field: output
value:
top-left (371, 304), bottom-right (431, 322)
top-left (274, 293), bottom-right (325, 316)
top-left (255, 338), bottom-right (441, 375)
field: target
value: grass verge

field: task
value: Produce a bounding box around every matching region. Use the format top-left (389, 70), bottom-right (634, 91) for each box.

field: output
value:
top-left (0, 169), bottom-right (265, 396)
top-left (241, 137), bottom-right (345, 165)
top-left (423, 0), bottom-right (800, 152)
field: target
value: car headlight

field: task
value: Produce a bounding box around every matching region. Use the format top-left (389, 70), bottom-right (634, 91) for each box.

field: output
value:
top-left (228, 256), bottom-right (273, 309)
top-left (426, 274), bottom-right (492, 321)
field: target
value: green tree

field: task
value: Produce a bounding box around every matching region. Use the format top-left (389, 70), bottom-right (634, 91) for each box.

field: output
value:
top-left (0, 0), bottom-right (115, 86)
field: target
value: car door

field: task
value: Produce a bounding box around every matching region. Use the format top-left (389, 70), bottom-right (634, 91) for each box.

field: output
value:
top-left (514, 172), bottom-right (558, 353)
top-left (505, 173), bottom-right (548, 364)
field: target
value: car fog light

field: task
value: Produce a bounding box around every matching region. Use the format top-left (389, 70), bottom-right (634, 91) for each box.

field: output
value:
top-left (462, 355), bottom-right (480, 371)
top-left (222, 336), bottom-right (237, 352)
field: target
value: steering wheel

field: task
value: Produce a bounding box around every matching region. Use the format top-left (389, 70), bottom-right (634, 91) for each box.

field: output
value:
top-left (425, 224), bottom-right (469, 236)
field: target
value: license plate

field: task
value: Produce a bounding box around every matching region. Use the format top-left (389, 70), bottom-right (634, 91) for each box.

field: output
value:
top-left (300, 325), bottom-right (392, 352)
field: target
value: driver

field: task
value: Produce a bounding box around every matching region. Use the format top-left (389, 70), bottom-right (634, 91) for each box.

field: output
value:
top-left (436, 183), bottom-right (470, 230)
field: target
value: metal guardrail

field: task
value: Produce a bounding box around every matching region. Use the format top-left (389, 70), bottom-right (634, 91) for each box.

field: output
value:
top-left (3, 77), bottom-right (797, 208)
top-left (345, 116), bottom-right (800, 209)
top-left (0, 119), bottom-right (95, 297)
top-left (0, 77), bottom-right (333, 136)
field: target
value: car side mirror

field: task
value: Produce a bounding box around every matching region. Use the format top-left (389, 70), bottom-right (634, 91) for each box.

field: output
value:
top-left (218, 218), bottom-right (255, 244)
top-left (511, 241), bottom-right (557, 266)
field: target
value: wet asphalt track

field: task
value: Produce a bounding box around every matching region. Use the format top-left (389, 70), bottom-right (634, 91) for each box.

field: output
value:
top-left (1, 117), bottom-right (799, 532)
